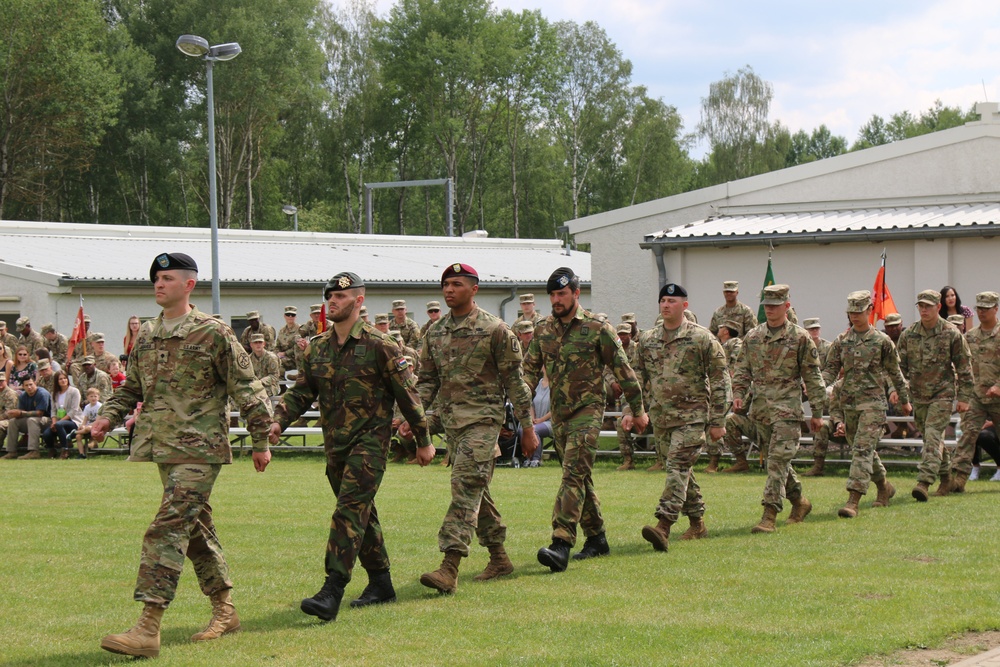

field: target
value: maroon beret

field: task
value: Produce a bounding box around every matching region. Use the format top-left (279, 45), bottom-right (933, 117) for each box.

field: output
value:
top-left (441, 263), bottom-right (479, 286)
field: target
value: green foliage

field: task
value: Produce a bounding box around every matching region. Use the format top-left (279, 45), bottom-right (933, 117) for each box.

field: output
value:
top-left (786, 124), bottom-right (848, 166)
top-left (852, 100), bottom-right (978, 150)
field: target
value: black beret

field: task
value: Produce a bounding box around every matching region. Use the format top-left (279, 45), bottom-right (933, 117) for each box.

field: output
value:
top-left (324, 272), bottom-right (365, 299)
top-left (150, 253), bottom-right (198, 282)
top-left (658, 283), bottom-right (688, 300)
top-left (546, 267), bottom-right (578, 293)
top-left (440, 262), bottom-right (479, 286)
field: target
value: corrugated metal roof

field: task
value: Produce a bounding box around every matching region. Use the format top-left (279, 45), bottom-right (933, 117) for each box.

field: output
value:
top-left (0, 221), bottom-right (589, 285)
top-left (645, 203), bottom-right (1000, 246)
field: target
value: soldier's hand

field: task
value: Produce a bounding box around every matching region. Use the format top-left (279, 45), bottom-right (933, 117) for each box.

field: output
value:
top-left (611, 382), bottom-right (623, 399)
top-left (398, 421), bottom-right (412, 438)
top-left (956, 401), bottom-right (970, 413)
top-left (90, 417), bottom-right (111, 443)
top-left (809, 417), bottom-right (824, 433)
top-left (988, 385), bottom-right (1000, 398)
top-left (632, 413), bottom-right (650, 433)
top-left (415, 443), bottom-right (434, 466)
top-left (708, 426), bottom-right (726, 441)
top-left (267, 422), bottom-right (283, 445)
top-left (252, 450), bottom-right (271, 472)
top-left (888, 391), bottom-right (899, 405)
top-left (621, 415), bottom-right (633, 431)
top-left (834, 422), bottom-right (846, 437)
top-left (900, 402), bottom-right (913, 416)
top-left (521, 428), bottom-right (539, 457)
top-left (732, 397), bottom-right (744, 411)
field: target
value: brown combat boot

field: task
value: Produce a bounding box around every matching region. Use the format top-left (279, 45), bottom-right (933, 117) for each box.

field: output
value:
top-left (641, 517), bottom-right (673, 552)
top-left (705, 454), bottom-right (721, 473)
top-left (100, 603), bottom-right (165, 658)
top-left (838, 490), bottom-right (863, 518)
top-left (647, 459), bottom-right (665, 472)
top-left (420, 550), bottom-right (462, 594)
top-left (933, 475), bottom-right (952, 497)
top-left (723, 453), bottom-right (749, 473)
top-left (912, 481), bottom-right (930, 502)
top-left (872, 479), bottom-right (896, 508)
top-left (951, 472), bottom-right (969, 493)
top-left (616, 454), bottom-right (635, 471)
top-left (473, 545), bottom-right (513, 582)
top-left (1, 450), bottom-right (18, 460)
top-left (679, 516), bottom-right (707, 540)
top-left (802, 455), bottom-right (825, 477)
top-left (191, 589), bottom-right (240, 642)
top-left (787, 496), bottom-right (812, 524)
top-left (751, 506), bottom-right (778, 534)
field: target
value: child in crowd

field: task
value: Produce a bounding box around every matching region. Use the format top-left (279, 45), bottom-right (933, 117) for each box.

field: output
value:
top-left (74, 388), bottom-right (103, 458)
top-left (108, 360), bottom-right (126, 391)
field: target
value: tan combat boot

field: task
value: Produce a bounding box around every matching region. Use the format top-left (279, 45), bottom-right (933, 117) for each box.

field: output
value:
top-left (933, 475), bottom-right (952, 497)
top-left (751, 506), bottom-right (778, 534)
top-left (787, 496), bottom-right (812, 524)
top-left (679, 516), bottom-right (707, 540)
top-left (802, 455), bottom-right (825, 477)
top-left (420, 550), bottom-right (462, 594)
top-left (647, 459), bottom-right (665, 472)
top-left (473, 545), bottom-right (513, 582)
top-left (191, 589), bottom-right (240, 642)
top-left (951, 472), bottom-right (969, 493)
top-left (912, 481), bottom-right (930, 502)
top-left (838, 490), bottom-right (863, 518)
top-left (705, 455), bottom-right (721, 473)
top-left (100, 603), bottom-right (165, 658)
top-left (872, 479), bottom-right (896, 508)
top-left (641, 517), bottom-right (673, 551)
top-left (723, 453), bottom-right (749, 473)
top-left (616, 454), bottom-right (635, 471)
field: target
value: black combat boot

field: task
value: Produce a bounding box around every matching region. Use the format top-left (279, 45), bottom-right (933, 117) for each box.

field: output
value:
top-left (537, 538), bottom-right (571, 573)
top-left (571, 532), bottom-right (610, 561)
top-left (349, 570), bottom-right (396, 608)
top-left (301, 573), bottom-right (347, 621)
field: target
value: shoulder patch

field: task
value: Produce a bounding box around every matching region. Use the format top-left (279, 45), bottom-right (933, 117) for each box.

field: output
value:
top-left (236, 350), bottom-right (252, 370)
top-left (395, 357), bottom-right (409, 372)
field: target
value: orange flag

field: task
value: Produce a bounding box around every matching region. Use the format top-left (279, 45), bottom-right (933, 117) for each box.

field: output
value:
top-left (318, 303), bottom-right (327, 333)
top-left (870, 250), bottom-right (898, 324)
top-left (66, 298), bottom-right (88, 360)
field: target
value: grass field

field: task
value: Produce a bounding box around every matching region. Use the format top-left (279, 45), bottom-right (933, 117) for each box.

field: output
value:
top-left (2, 453), bottom-right (999, 667)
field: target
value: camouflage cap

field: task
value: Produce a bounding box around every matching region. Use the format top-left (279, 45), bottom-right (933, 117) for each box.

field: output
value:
top-left (389, 330), bottom-right (404, 343)
top-left (0, 321), bottom-right (5, 329)
top-left (723, 280), bottom-right (739, 291)
top-left (426, 301), bottom-right (441, 311)
top-left (359, 306), bottom-right (368, 316)
top-left (883, 313), bottom-right (903, 326)
top-left (803, 317), bottom-right (821, 329)
top-left (83, 314), bottom-right (91, 323)
top-left (916, 289), bottom-right (941, 306)
top-left (41, 323), bottom-right (56, 334)
top-left (620, 313), bottom-right (636, 324)
top-left (519, 293), bottom-right (535, 304)
top-left (284, 305), bottom-right (297, 315)
top-left (36, 359), bottom-right (51, 371)
top-left (374, 313), bottom-right (389, 325)
top-left (15, 316), bottom-right (29, 328)
top-left (81, 355), bottom-right (96, 365)
top-left (975, 292), bottom-right (999, 308)
top-left (760, 284), bottom-right (790, 305)
top-left (846, 290), bottom-right (873, 313)
top-left (249, 333), bottom-right (266, 343)
top-left (512, 320), bottom-right (534, 335)
top-left (246, 310), bottom-right (261, 320)
top-left (616, 322), bottom-right (632, 335)
top-left (391, 300), bottom-right (406, 310)
top-left (91, 332), bottom-right (106, 343)
top-left (310, 304), bottom-right (323, 314)
top-left (723, 318), bottom-right (743, 334)
top-left (947, 314), bottom-right (966, 326)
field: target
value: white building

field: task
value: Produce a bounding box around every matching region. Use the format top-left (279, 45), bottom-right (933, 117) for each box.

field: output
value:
top-left (567, 102), bottom-right (1000, 332)
top-left (0, 221), bottom-right (589, 352)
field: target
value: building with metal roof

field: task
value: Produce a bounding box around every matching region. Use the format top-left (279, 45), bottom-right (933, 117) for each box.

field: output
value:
top-left (566, 102), bottom-right (1000, 330)
top-left (0, 221), bottom-right (590, 347)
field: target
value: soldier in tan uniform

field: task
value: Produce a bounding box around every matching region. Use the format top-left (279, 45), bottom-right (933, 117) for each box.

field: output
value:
top-left (373, 314), bottom-right (390, 333)
top-left (709, 281), bottom-right (757, 338)
top-left (239, 310), bottom-right (276, 353)
top-left (249, 334), bottom-right (282, 397)
top-left (419, 301), bottom-right (442, 339)
top-left (42, 324), bottom-right (69, 366)
top-left (0, 321), bottom-right (17, 352)
top-left (803, 318), bottom-right (832, 367)
top-left (275, 306), bottom-right (301, 374)
top-left (705, 318), bottom-right (743, 472)
top-left (516, 293), bottom-right (543, 327)
top-left (0, 372), bottom-right (18, 446)
top-left (89, 334), bottom-right (120, 375)
top-left (75, 356), bottom-right (114, 401)
top-left (16, 317), bottom-right (45, 356)
top-left (389, 300), bottom-right (421, 348)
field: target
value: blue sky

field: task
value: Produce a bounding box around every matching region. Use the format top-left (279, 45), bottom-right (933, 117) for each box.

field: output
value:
top-left (368, 0), bottom-right (1000, 157)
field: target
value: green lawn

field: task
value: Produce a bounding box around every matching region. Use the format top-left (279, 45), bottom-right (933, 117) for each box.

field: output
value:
top-left (2, 454), bottom-right (998, 666)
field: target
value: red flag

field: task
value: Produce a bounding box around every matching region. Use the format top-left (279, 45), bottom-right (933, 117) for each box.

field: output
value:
top-left (66, 300), bottom-right (87, 360)
top-left (318, 303), bottom-right (327, 333)
top-left (870, 250), bottom-right (898, 324)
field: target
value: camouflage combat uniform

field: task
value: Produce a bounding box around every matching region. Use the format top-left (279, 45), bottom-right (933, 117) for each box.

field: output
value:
top-left (732, 321), bottom-right (826, 511)
top-left (523, 309), bottom-right (645, 546)
top-left (390, 316), bottom-right (422, 349)
top-left (631, 321), bottom-right (730, 523)
top-left (45, 332), bottom-right (69, 366)
top-left (417, 304), bottom-right (533, 556)
top-left (0, 383), bottom-right (18, 444)
top-left (896, 317), bottom-right (973, 485)
top-left (707, 335), bottom-right (742, 458)
top-left (239, 322), bottom-right (276, 352)
top-left (953, 317), bottom-right (1000, 476)
top-left (75, 368), bottom-right (114, 402)
top-left (823, 327), bottom-right (910, 494)
top-left (709, 302), bottom-right (757, 338)
top-left (18, 329), bottom-right (45, 356)
top-left (275, 323), bottom-right (301, 373)
top-left (250, 348), bottom-right (282, 397)
top-left (98, 306), bottom-right (273, 608)
top-left (274, 319), bottom-right (429, 583)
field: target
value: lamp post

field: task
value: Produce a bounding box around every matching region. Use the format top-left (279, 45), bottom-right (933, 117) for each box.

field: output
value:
top-left (176, 34), bottom-right (242, 315)
top-left (282, 204), bottom-right (298, 232)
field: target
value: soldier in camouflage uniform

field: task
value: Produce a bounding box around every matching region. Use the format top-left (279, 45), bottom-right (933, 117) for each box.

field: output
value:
top-left (950, 292), bottom-right (1000, 491)
top-left (709, 281), bottom-right (758, 338)
top-left (275, 306), bottom-right (301, 374)
top-left (388, 330), bottom-right (422, 464)
top-left (0, 372), bottom-right (19, 447)
top-left (16, 317), bottom-right (45, 356)
top-left (516, 293), bottom-right (544, 327)
top-left (897, 289), bottom-right (973, 501)
top-left (803, 318), bottom-right (832, 367)
top-left (249, 334), bottom-right (282, 397)
top-left (822, 291), bottom-right (912, 517)
top-left (390, 300), bottom-right (422, 349)
top-left (75, 356), bottom-right (114, 401)
top-left (271, 272), bottom-right (432, 622)
top-left (239, 310), bottom-right (276, 353)
top-left (732, 285), bottom-right (825, 534)
top-left (705, 318), bottom-right (743, 472)
top-left (629, 283), bottom-right (730, 552)
top-left (419, 301), bottom-right (443, 339)
top-left (41, 324), bottom-right (69, 366)
top-left (91, 252), bottom-right (273, 659)
top-left (411, 263), bottom-right (537, 593)
top-left (0, 321), bottom-right (17, 353)
top-left (86, 334), bottom-right (120, 375)
top-left (612, 322), bottom-right (639, 471)
top-left (34, 359), bottom-right (55, 395)
top-left (523, 267), bottom-right (647, 572)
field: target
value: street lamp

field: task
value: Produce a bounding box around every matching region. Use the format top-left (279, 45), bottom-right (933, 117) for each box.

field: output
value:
top-left (282, 205), bottom-right (298, 232)
top-left (176, 34), bottom-right (242, 314)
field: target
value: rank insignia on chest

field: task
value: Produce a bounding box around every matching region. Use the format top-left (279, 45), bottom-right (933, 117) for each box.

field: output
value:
top-left (157, 351), bottom-right (169, 363)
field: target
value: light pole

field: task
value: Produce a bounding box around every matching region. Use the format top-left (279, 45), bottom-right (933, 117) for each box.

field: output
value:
top-left (282, 204), bottom-right (298, 232)
top-left (176, 34), bottom-right (242, 315)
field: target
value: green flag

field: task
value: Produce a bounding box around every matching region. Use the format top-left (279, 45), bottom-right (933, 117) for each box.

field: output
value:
top-left (757, 257), bottom-right (775, 322)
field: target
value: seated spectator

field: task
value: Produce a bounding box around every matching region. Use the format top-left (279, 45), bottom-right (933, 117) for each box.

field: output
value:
top-left (35, 358), bottom-right (56, 395)
top-left (969, 422), bottom-right (1000, 482)
top-left (108, 359), bottom-right (126, 391)
top-left (0, 373), bottom-right (18, 445)
top-left (940, 285), bottom-right (974, 332)
top-left (41, 371), bottom-right (82, 459)
top-left (34, 348), bottom-right (61, 375)
top-left (0, 341), bottom-right (13, 380)
top-left (73, 388), bottom-right (104, 458)
top-left (10, 346), bottom-right (36, 389)
top-left (1, 377), bottom-right (51, 459)
top-left (517, 371), bottom-right (552, 467)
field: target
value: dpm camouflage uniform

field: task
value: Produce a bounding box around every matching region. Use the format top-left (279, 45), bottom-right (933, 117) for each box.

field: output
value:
top-left (631, 321), bottom-right (730, 523)
top-left (732, 321), bottom-right (826, 511)
top-left (274, 319), bottom-right (429, 583)
top-left (953, 320), bottom-right (1000, 476)
top-left (823, 328), bottom-right (909, 495)
top-left (896, 317), bottom-right (973, 485)
top-left (417, 304), bottom-right (532, 556)
top-left (98, 307), bottom-right (273, 608)
top-left (523, 309), bottom-right (645, 546)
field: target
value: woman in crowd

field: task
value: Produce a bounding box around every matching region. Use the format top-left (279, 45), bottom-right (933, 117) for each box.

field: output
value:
top-left (41, 371), bottom-right (82, 458)
top-left (122, 315), bottom-right (141, 361)
top-left (518, 370), bottom-right (552, 467)
top-left (10, 346), bottom-right (37, 388)
top-left (939, 286), bottom-right (973, 332)
top-left (0, 342), bottom-right (13, 380)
